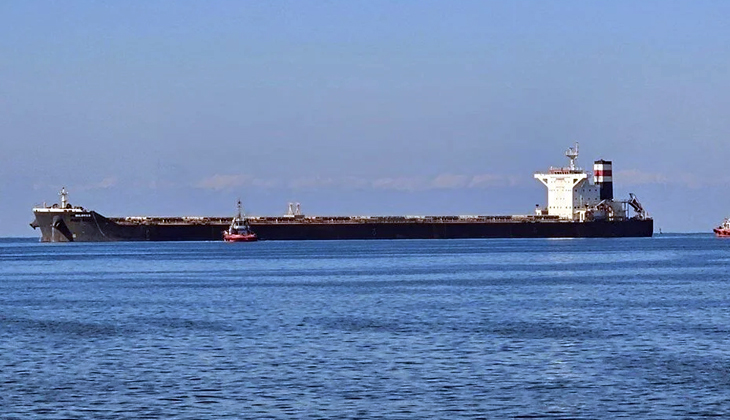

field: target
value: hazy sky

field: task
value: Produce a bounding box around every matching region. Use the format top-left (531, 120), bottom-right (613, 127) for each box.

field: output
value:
top-left (3, 1), bottom-right (730, 236)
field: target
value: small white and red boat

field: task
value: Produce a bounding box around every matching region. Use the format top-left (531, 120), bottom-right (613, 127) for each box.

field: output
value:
top-left (713, 219), bottom-right (730, 237)
top-left (223, 200), bottom-right (258, 242)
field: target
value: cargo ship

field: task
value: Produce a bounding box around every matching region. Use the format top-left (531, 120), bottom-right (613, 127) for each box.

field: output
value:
top-left (30, 144), bottom-right (653, 241)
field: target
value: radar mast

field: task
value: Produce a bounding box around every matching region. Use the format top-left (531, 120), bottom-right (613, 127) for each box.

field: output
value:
top-left (59, 187), bottom-right (68, 208)
top-left (565, 142), bottom-right (579, 170)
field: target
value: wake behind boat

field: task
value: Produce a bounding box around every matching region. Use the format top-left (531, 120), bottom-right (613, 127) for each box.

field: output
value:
top-left (223, 201), bottom-right (258, 242)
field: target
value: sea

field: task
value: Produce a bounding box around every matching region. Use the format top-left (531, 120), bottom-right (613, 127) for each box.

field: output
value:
top-left (1, 235), bottom-right (729, 419)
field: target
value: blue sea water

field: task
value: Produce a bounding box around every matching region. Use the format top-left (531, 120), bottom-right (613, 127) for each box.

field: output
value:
top-left (1, 235), bottom-right (729, 419)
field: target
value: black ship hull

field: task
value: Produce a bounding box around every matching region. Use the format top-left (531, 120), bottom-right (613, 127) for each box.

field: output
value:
top-left (31, 210), bottom-right (653, 242)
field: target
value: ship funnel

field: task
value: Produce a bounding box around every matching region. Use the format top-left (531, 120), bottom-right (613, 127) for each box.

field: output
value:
top-left (593, 160), bottom-right (613, 200)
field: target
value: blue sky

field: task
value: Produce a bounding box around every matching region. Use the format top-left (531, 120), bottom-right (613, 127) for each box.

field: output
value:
top-left (2, 1), bottom-right (729, 235)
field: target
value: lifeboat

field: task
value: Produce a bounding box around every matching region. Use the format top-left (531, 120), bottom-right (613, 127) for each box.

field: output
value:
top-left (713, 218), bottom-right (730, 237)
top-left (223, 200), bottom-right (258, 242)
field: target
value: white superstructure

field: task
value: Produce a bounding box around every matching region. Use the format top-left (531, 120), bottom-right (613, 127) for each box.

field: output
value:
top-left (534, 144), bottom-right (632, 222)
top-left (32, 187), bottom-right (87, 214)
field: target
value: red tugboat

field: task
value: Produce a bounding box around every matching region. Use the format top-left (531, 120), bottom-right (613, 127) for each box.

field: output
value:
top-left (223, 200), bottom-right (258, 242)
top-left (713, 219), bottom-right (730, 237)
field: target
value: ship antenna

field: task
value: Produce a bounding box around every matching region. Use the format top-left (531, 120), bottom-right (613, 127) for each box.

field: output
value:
top-left (565, 142), bottom-right (579, 170)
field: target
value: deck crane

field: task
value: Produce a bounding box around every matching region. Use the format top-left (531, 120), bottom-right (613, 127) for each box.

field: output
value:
top-left (627, 193), bottom-right (647, 219)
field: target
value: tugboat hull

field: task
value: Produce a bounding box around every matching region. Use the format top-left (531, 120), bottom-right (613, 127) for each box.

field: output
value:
top-left (223, 233), bottom-right (258, 242)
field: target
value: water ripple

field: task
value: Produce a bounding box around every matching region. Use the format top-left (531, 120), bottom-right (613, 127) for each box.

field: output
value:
top-left (1, 236), bottom-right (729, 418)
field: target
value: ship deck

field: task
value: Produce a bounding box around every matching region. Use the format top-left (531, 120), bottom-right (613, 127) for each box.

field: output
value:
top-left (108, 214), bottom-right (566, 226)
